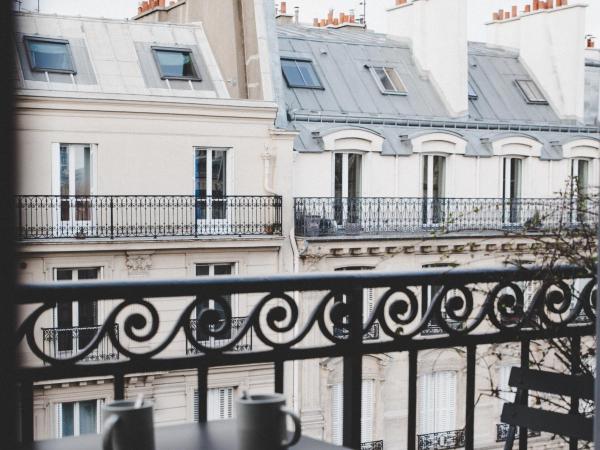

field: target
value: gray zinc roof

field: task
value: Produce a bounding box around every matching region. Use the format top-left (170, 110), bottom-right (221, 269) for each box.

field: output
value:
top-left (467, 42), bottom-right (561, 124)
top-left (277, 24), bottom-right (450, 119)
top-left (292, 121), bottom-right (591, 160)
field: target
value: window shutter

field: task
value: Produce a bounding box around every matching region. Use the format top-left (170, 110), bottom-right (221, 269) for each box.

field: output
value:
top-left (331, 383), bottom-right (343, 445)
top-left (56, 403), bottom-right (63, 438)
top-left (207, 388), bottom-right (217, 421)
top-left (435, 371), bottom-right (456, 432)
top-left (207, 387), bottom-right (233, 421)
top-left (193, 389), bottom-right (199, 422)
top-left (418, 374), bottom-right (434, 434)
top-left (361, 380), bottom-right (374, 442)
top-left (364, 288), bottom-right (375, 317)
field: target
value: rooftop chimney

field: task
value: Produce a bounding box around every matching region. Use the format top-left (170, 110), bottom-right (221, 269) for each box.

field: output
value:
top-left (276, 1), bottom-right (294, 24)
top-left (386, 0), bottom-right (468, 118)
top-left (486, 2), bottom-right (587, 122)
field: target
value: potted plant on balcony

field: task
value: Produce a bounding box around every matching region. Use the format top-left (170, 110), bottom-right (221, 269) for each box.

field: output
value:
top-left (523, 209), bottom-right (543, 231)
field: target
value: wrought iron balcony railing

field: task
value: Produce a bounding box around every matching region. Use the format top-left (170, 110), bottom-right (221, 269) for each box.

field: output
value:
top-left (16, 195), bottom-right (282, 240)
top-left (42, 324), bottom-right (119, 362)
top-left (186, 317), bottom-right (253, 354)
top-left (417, 430), bottom-right (465, 450)
top-left (334, 322), bottom-right (380, 340)
top-left (495, 423), bottom-right (541, 442)
top-left (14, 266), bottom-right (594, 448)
top-left (294, 197), bottom-right (597, 237)
top-left (361, 440), bottom-right (384, 450)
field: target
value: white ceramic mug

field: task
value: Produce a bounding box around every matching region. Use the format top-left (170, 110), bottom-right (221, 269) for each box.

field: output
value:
top-left (236, 393), bottom-right (301, 450)
top-left (102, 400), bottom-right (156, 450)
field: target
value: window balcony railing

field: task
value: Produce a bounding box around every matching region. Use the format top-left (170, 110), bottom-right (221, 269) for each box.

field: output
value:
top-left (42, 324), bottom-right (119, 362)
top-left (361, 440), bottom-right (384, 450)
top-left (15, 195), bottom-right (282, 240)
top-left (334, 322), bottom-right (380, 340)
top-left (14, 266), bottom-right (594, 448)
top-left (495, 423), bottom-right (541, 442)
top-left (186, 317), bottom-right (253, 354)
top-left (294, 197), bottom-right (597, 237)
top-left (417, 430), bottom-right (465, 450)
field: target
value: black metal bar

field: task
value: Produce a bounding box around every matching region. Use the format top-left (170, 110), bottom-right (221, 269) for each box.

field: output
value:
top-left (508, 367), bottom-right (593, 400)
top-left (196, 365), bottom-right (208, 423)
top-left (518, 340), bottom-right (529, 450)
top-left (407, 350), bottom-right (417, 450)
top-left (114, 373), bottom-right (124, 400)
top-left (343, 287), bottom-right (363, 449)
top-left (20, 379), bottom-right (33, 443)
top-left (109, 196), bottom-right (114, 239)
top-left (15, 265), bottom-right (590, 304)
top-left (465, 345), bottom-right (476, 450)
top-left (569, 336), bottom-right (581, 450)
top-left (274, 360), bottom-right (284, 394)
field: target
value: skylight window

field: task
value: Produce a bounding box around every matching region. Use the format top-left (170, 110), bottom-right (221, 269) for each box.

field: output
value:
top-left (281, 59), bottom-right (323, 89)
top-left (152, 47), bottom-right (201, 80)
top-left (515, 79), bottom-right (548, 105)
top-left (24, 37), bottom-right (75, 74)
top-left (468, 82), bottom-right (478, 100)
top-left (368, 66), bottom-right (407, 95)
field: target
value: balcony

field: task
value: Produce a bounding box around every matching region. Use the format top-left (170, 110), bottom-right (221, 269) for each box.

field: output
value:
top-left (16, 195), bottom-right (282, 240)
top-left (42, 324), bottom-right (119, 362)
top-left (186, 317), bottom-right (253, 354)
top-left (417, 430), bottom-right (465, 450)
top-left (13, 266), bottom-right (594, 448)
top-left (294, 197), bottom-right (595, 238)
top-left (334, 322), bottom-right (380, 340)
top-left (495, 423), bottom-right (541, 442)
top-left (361, 440), bottom-right (384, 450)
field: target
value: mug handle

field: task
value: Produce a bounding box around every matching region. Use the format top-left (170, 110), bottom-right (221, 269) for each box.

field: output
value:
top-left (102, 415), bottom-right (120, 450)
top-left (280, 408), bottom-right (302, 447)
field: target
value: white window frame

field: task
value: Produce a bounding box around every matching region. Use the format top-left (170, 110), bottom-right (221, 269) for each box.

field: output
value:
top-left (194, 147), bottom-right (231, 229)
top-left (502, 157), bottom-right (523, 225)
top-left (421, 154), bottom-right (446, 225)
top-left (51, 143), bottom-right (97, 235)
top-left (368, 66), bottom-right (407, 95)
top-left (55, 399), bottom-right (102, 438)
top-left (194, 263), bottom-right (237, 317)
top-left (52, 267), bottom-right (102, 356)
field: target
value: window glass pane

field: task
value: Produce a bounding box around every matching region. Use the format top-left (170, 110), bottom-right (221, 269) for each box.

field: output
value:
top-left (297, 61), bottom-right (319, 87)
top-left (432, 156), bottom-right (445, 198)
top-left (281, 59), bottom-right (321, 88)
top-left (78, 400), bottom-right (97, 435)
top-left (214, 264), bottom-right (232, 276)
top-left (577, 160), bottom-right (589, 193)
top-left (468, 82), bottom-right (478, 99)
top-left (196, 264), bottom-right (210, 276)
top-left (155, 50), bottom-right (196, 78)
top-left (374, 67), bottom-right (395, 92)
top-left (27, 40), bottom-right (72, 72)
top-left (281, 59), bottom-right (304, 86)
top-left (60, 402), bottom-right (75, 437)
top-left (516, 80), bottom-right (546, 103)
top-left (385, 67), bottom-right (406, 92)
top-left (422, 155), bottom-right (429, 198)
top-left (211, 150), bottom-right (227, 198)
top-left (348, 154), bottom-right (362, 198)
top-left (195, 150), bottom-right (207, 198)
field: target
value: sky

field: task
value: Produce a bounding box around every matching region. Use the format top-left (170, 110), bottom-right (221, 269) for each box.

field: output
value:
top-left (15, 0), bottom-right (599, 42)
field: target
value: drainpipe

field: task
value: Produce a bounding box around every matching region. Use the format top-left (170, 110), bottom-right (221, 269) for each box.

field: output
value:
top-left (262, 146), bottom-right (277, 195)
top-left (289, 225), bottom-right (300, 412)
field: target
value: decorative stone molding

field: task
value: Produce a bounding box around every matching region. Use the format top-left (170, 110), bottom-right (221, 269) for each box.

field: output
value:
top-left (126, 253), bottom-right (153, 275)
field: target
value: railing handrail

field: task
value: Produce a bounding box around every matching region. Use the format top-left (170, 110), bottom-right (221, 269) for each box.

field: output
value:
top-left (17, 194), bottom-right (283, 199)
top-left (15, 265), bottom-right (589, 304)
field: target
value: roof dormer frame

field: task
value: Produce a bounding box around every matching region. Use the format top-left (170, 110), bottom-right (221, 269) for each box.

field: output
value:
top-left (318, 126), bottom-right (384, 153)
top-left (561, 137), bottom-right (600, 159)
top-left (488, 133), bottom-right (543, 158)
top-left (409, 130), bottom-right (468, 155)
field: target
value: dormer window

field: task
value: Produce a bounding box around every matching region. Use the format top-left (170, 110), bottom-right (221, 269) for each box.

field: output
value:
top-left (24, 36), bottom-right (75, 74)
top-left (152, 47), bottom-right (201, 81)
top-left (368, 66), bottom-right (407, 95)
top-left (281, 58), bottom-right (323, 89)
top-left (515, 79), bottom-right (548, 105)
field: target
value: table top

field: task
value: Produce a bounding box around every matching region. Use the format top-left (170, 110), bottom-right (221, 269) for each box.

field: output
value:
top-left (17, 420), bottom-right (350, 450)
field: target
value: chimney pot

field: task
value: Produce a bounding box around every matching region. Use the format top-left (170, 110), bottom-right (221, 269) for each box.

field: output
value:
top-left (320, 19), bottom-right (326, 27)
top-left (561, 0), bottom-right (568, 5)
top-left (158, 0), bottom-right (165, 6)
top-left (280, 1), bottom-right (286, 15)
top-left (588, 38), bottom-right (595, 48)
top-left (547, 0), bottom-right (553, 8)
top-left (493, 12), bottom-right (499, 20)
top-left (504, 11), bottom-right (510, 19)
top-left (511, 5), bottom-right (517, 17)
top-left (333, 18), bottom-right (339, 25)
top-left (498, 9), bottom-right (504, 19)
top-left (313, 18), bottom-right (319, 27)
top-left (556, 0), bottom-right (562, 5)
top-left (396, 0), bottom-right (408, 5)
top-left (533, 0), bottom-right (539, 10)
top-left (524, 4), bottom-right (531, 12)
